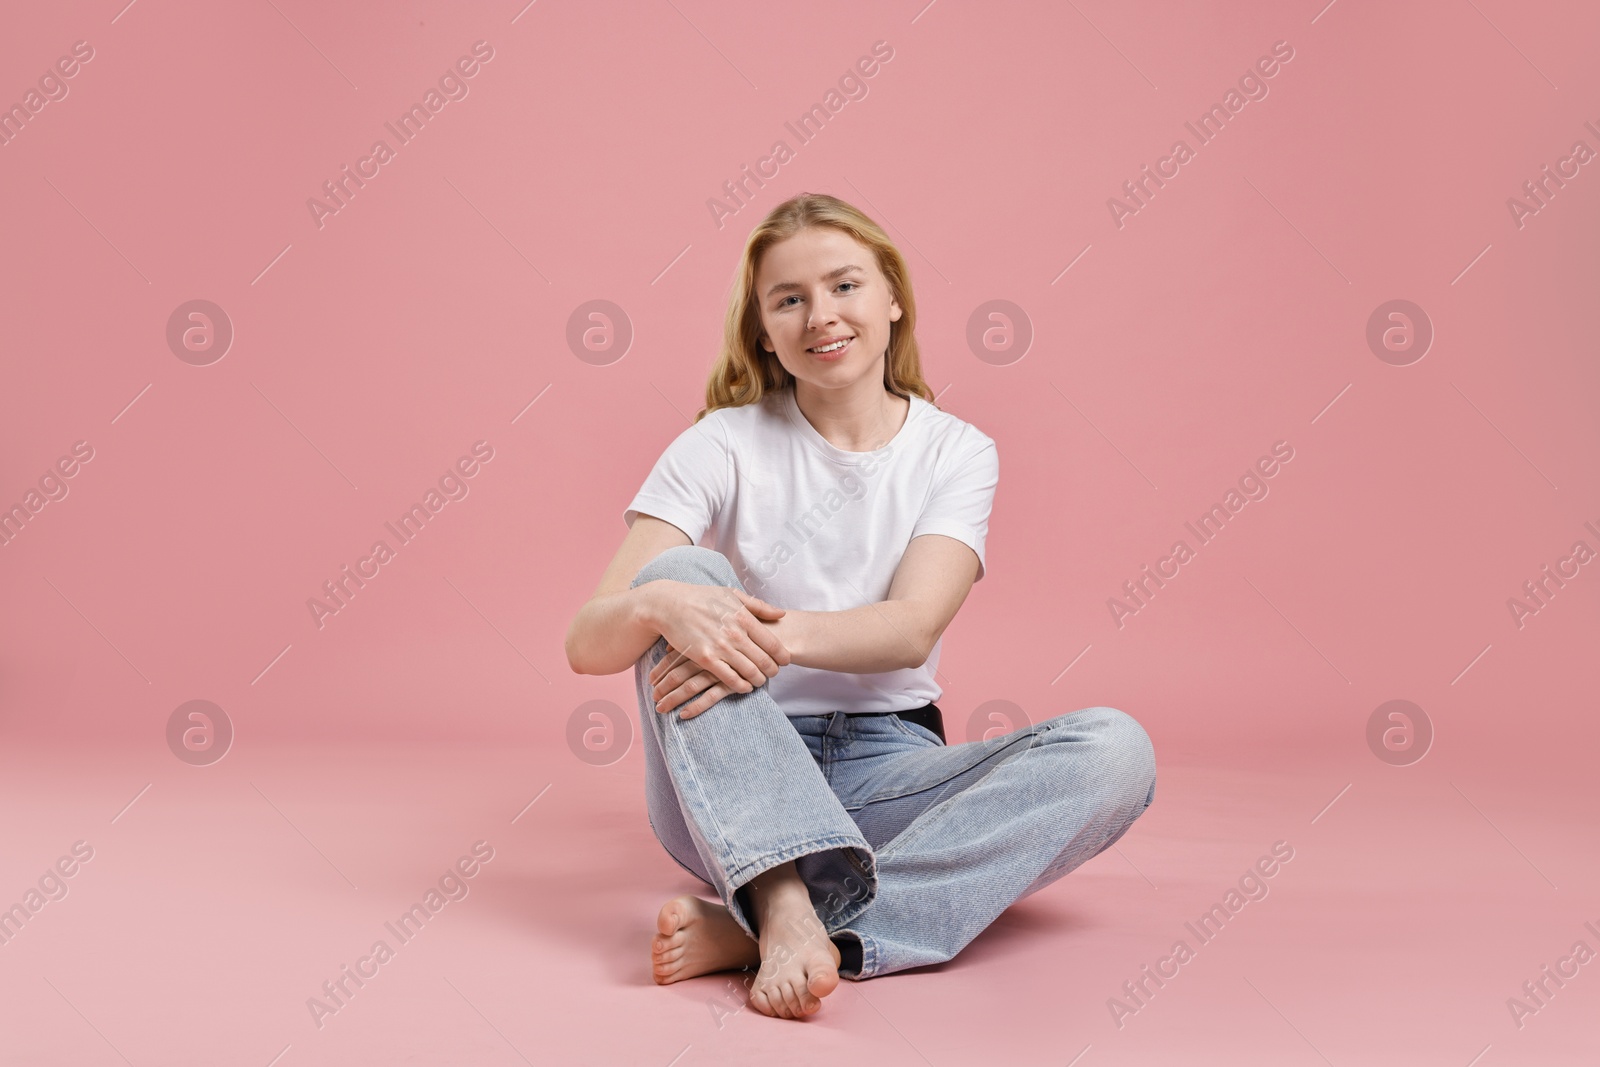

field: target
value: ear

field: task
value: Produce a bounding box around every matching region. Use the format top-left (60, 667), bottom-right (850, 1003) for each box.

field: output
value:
top-left (888, 298), bottom-right (903, 323)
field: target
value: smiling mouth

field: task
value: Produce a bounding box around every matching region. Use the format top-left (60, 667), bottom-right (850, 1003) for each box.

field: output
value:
top-left (808, 337), bottom-right (854, 355)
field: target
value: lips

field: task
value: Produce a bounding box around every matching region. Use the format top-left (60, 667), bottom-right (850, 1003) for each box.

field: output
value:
top-left (807, 336), bottom-right (854, 360)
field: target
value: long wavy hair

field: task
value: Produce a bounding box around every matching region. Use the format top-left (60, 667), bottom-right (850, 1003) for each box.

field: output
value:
top-left (695, 193), bottom-right (937, 423)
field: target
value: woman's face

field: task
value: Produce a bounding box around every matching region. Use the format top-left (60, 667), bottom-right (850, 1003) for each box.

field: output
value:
top-left (754, 226), bottom-right (902, 394)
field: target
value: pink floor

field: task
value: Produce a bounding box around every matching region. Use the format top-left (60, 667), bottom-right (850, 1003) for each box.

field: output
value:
top-left (3, 1), bottom-right (1598, 1064)
top-left (3, 736), bottom-right (1595, 1067)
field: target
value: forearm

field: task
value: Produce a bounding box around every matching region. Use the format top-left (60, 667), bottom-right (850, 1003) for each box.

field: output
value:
top-left (566, 581), bottom-right (669, 676)
top-left (775, 601), bottom-right (931, 674)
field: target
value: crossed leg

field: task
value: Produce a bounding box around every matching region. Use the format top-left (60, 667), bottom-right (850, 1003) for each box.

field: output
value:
top-left (633, 546), bottom-right (1156, 1011)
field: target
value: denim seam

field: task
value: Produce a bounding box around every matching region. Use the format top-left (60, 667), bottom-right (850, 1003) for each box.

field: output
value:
top-left (888, 714), bottom-right (942, 746)
top-left (835, 927), bottom-right (879, 980)
top-left (859, 931), bottom-right (878, 979)
top-left (661, 717), bottom-right (737, 876)
top-left (870, 732), bottom-right (1039, 864)
top-left (722, 833), bottom-right (873, 895)
top-left (842, 734), bottom-right (1027, 814)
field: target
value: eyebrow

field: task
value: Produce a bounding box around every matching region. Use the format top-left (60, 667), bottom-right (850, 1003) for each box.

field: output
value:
top-left (764, 264), bottom-right (865, 300)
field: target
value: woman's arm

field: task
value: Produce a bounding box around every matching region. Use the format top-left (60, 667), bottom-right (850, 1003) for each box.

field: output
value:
top-left (567, 514), bottom-right (790, 682)
top-left (648, 533), bottom-right (981, 716)
top-left (566, 515), bottom-right (693, 676)
top-left (769, 533), bottom-right (981, 674)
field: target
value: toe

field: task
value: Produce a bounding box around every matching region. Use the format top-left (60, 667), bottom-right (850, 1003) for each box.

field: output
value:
top-left (656, 895), bottom-right (696, 937)
top-left (807, 965), bottom-right (839, 1000)
top-left (777, 981), bottom-right (804, 1019)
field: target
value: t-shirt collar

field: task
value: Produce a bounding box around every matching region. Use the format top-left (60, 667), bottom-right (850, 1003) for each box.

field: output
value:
top-left (781, 384), bottom-right (922, 464)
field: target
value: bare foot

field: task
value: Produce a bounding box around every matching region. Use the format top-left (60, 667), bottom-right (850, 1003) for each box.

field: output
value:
top-left (652, 895), bottom-right (760, 985)
top-left (747, 870), bottom-right (843, 1020)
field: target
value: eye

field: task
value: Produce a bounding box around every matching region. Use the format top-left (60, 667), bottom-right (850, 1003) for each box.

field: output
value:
top-left (778, 295), bottom-right (801, 307)
top-left (837, 281), bottom-right (859, 293)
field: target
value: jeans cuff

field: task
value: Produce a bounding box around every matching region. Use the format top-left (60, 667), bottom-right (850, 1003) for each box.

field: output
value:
top-left (831, 932), bottom-right (864, 978)
top-left (832, 927), bottom-right (878, 980)
top-left (722, 836), bottom-right (876, 942)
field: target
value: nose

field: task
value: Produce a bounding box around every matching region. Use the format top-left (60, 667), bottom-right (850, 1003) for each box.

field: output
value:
top-left (806, 294), bottom-right (840, 330)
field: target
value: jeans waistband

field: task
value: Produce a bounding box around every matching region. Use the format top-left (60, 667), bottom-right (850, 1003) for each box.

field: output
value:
top-left (823, 703), bottom-right (945, 744)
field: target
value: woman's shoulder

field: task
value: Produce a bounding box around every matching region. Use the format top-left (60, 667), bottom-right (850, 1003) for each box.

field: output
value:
top-left (915, 396), bottom-right (997, 457)
top-left (696, 391), bottom-right (790, 438)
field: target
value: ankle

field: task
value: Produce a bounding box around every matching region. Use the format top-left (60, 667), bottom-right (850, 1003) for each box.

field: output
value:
top-left (746, 864), bottom-right (814, 925)
top-left (749, 862), bottom-right (805, 904)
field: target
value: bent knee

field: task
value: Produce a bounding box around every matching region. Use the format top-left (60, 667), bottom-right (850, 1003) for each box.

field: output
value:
top-left (1082, 707), bottom-right (1156, 803)
top-left (630, 544), bottom-right (739, 590)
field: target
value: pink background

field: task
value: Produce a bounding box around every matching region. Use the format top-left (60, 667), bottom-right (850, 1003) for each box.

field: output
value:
top-left (1, 1), bottom-right (1596, 1064)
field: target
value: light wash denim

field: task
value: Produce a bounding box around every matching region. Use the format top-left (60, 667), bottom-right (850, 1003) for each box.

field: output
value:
top-left (631, 545), bottom-right (1157, 980)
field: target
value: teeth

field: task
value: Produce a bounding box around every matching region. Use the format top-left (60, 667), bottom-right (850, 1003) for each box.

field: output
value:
top-left (811, 338), bottom-right (850, 353)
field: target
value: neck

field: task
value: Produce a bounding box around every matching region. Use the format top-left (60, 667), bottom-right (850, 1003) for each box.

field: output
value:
top-left (792, 379), bottom-right (907, 452)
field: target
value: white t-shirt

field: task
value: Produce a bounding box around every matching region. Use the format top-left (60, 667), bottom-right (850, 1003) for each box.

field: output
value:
top-left (624, 384), bottom-right (999, 717)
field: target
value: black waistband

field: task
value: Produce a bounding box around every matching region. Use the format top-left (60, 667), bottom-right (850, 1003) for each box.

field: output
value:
top-left (850, 702), bottom-right (946, 745)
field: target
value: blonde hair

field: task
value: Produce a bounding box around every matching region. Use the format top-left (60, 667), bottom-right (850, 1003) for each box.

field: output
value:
top-left (695, 192), bottom-right (936, 423)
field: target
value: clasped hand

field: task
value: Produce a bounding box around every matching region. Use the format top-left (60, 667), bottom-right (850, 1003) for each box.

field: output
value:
top-left (650, 584), bottom-right (791, 721)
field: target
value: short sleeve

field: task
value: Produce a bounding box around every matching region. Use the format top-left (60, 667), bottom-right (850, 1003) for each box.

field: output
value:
top-left (622, 416), bottom-right (731, 544)
top-left (910, 431), bottom-right (999, 581)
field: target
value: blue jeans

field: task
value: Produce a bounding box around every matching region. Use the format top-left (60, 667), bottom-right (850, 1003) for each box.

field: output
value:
top-left (632, 545), bottom-right (1157, 980)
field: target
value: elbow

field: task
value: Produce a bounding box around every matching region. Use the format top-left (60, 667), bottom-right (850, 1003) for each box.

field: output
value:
top-left (564, 626), bottom-right (591, 676)
top-left (903, 621), bottom-right (943, 670)
top-left (903, 636), bottom-right (934, 671)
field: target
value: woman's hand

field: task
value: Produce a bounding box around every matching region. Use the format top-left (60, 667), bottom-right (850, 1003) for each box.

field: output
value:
top-left (650, 649), bottom-right (729, 720)
top-left (648, 583), bottom-right (791, 720)
top-left (650, 639), bottom-right (782, 720)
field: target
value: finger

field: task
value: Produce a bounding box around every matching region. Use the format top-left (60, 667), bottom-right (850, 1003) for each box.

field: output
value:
top-left (655, 654), bottom-right (713, 702)
top-left (657, 669), bottom-right (713, 716)
top-left (654, 676), bottom-right (693, 715)
top-left (679, 682), bottom-right (725, 721)
top-left (650, 647), bottom-right (685, 685)
top-left (652, 650), bottom-right (699, 696)
top-left (735, 590), bottom-right (785, 619)
top-left (738, 624), bottom-right (786, 678)
top-left (649, 646), bottom-right (670, 676)
top-left (690, 672), bottom-right (734, 717)
top-left (713, 647), bottom-right (765, 692)
top-left (736, 608), bottom-right (790, 670)
top-left (656, 646), bottom-right (690, 678)
top-left (653, 667), bottom-right (681, 702)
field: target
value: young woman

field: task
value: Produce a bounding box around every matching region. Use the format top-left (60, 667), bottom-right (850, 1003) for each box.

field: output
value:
top-left (565, 193), bottom-right (1156, 1021)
